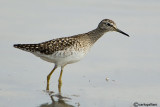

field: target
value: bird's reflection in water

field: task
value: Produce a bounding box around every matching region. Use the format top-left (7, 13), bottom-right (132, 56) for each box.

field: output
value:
top-left (40, 91), bottom-right (74, 107)
top-left (40, 83), bottom-right (80, 107)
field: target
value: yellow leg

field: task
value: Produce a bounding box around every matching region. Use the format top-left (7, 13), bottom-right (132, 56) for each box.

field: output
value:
top-left (46, 65), bottom-right (57, 90)
top-left (58, 66), bottom-right (64, 85)
top-left (58, 82), bottom-right (62, 93)
top-left (58, 66), bottom-right (65, 93)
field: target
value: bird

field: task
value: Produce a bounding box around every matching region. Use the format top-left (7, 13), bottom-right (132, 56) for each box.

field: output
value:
top-left (14, 19), bottom-right (129, 90)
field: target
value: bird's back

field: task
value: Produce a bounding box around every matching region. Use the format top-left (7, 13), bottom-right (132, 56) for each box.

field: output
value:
top-left (14, 36), bottom-right (76, 54)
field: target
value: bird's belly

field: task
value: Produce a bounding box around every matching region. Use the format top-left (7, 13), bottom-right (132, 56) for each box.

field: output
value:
top-left (34, 50), bottom-right (87, 66)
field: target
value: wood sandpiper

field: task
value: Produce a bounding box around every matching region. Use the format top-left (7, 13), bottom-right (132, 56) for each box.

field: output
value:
top-left (14, 19), bottom-right (129, 90)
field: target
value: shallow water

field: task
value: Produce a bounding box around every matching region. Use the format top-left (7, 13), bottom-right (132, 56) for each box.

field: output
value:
top-left (0, 0), bottom-right (160, 107)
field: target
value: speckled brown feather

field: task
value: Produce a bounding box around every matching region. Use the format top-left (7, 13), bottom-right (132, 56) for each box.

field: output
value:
top-left (14, 37), bottom-right (77, 55)
top-left (14, 33), bottom-right (93, 54)
top-left (13, 19), bottom-right (119, 55)
top-left (14, 28), bottom-right (107, 55)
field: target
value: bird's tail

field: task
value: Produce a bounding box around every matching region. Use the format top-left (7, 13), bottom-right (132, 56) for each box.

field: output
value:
top-left (13, 44), bottom-right (40, 52)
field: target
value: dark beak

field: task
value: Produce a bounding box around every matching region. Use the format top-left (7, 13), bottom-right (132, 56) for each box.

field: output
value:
top-left (116, 28), bottom-right (130, 37)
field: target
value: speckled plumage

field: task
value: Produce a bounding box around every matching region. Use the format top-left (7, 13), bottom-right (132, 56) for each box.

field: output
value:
top-left (14, 19), bottom-right (129, 90)
top-left (14, 37), bottom-right (81, 55)
top-left (13, 27), bottom-right (107, 65)
top-left (13, 28), bottom-right (105, 56)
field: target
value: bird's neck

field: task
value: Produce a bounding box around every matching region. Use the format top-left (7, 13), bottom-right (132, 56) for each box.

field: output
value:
top-left (87, 27), bottom-right (107, 44)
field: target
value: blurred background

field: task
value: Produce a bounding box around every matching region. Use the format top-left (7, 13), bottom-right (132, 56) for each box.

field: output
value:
top-left (0, 0), bottom-right (160, 107)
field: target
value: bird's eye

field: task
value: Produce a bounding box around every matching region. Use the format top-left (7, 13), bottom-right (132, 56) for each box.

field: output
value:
top-left (106, 23), bottom-right (111, 26)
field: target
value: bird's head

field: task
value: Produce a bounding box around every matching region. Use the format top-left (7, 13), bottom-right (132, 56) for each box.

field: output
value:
top-left (98, 19), bottom-right (129, 37)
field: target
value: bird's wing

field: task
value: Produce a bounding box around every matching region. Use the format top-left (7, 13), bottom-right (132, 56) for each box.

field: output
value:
top-left (37, 37), bottom-right (78, 55)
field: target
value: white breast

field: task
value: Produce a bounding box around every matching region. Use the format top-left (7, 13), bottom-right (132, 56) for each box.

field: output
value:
top-left (33, 48), bottom-right (89, 67)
